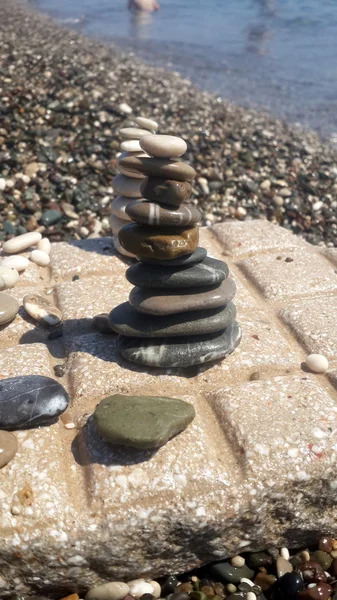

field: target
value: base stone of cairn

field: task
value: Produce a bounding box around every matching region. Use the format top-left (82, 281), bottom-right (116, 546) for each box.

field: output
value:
top-left (110, 134), bottom-right (241, 368)
top-left (111, 117), bottom-right (159, 258)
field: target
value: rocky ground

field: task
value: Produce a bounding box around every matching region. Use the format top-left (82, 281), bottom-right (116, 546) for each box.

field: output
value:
top-left (1, 0), bottom-right (337, 247)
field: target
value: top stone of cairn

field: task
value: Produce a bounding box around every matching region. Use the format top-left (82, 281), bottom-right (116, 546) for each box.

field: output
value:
top-left (140, 134), bottom-right (188, 158)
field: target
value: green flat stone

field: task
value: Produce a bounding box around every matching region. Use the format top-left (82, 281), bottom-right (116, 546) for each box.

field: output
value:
top-left (93, 394), bottom-right (195, 449)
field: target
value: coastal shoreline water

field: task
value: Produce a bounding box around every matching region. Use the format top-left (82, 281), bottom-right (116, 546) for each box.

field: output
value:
top-left (0, 0), bottom-right (337, 248)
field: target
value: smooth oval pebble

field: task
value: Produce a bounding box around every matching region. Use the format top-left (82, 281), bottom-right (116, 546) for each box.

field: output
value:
top-left (0, 430), bottom-right (18, 468)
top-left (1, 255), bottom-right (29, 272)
top-left (140, 177), bottom-right (192, 206)
top-left (109, 214), bottom-right (130, 236)
top-left (120, 140), bottom-right (142, 152)
top-left (129, 277), bottom-right (237, 316)
top-left (113, 236), bottom-right (136, 259)
top-left (111, 196), bottom-right (144, 221)
top-left (85, 581), bottom-right (130, 600)
top-left (113, 174), bottom-right (143, 198)
top-left (128, 580), bottom-right (156, 598)
top-left (141, 246), bottom-right (207, 266)
top-left (125, 200), bottom-right (201, 227)
top-left (0, 375), bottom-right (69, 429)
top-left (0, 266), bottom-right (19, 289)
top-left (140, 135), bottom-right (187, 158)
top-left (37, 238), bottom-right (51, 255)
top-left (306, 353), bottom-right (329, 373)
top-left (3, 231), bottom-right (42, 254)
top-left (23, 292), bottom-right (62, 326)
top-left (116, 151), bottom-right (147, 178)
top-left (119, 156), bottom-right (196, 182)
top-left (126, 256), bottom-right (228, 289)
top-left (119, 223), bottom-right (199, 261)
top-left (135, 116), bottom-right (159, 131)
top-left (276, 556), bottom-right (293, 578)
top-left (0, 293), bottom-right (20, 325)
top-left (117, 321), bottom-right (242, 368)
top-left (30, 249), bottom-right (50, 266)
top-left (119, 127), bottom-right (151, 140)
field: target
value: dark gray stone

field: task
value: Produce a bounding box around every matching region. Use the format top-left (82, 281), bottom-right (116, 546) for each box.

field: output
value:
top-left (0, 375), bottom-right (69, 430)
top-left (126, 256), bottom-right (229, 289)
top-left (210, 561), bottom-right (254, 584)
top-left (93, 394), bottom-right (195, 449)
top-left (117, 321), bottom-right (241, 368)
top-left (140, 247), bottom-right (207, 267)
top-left (109, 301), bottom-right (236, 337)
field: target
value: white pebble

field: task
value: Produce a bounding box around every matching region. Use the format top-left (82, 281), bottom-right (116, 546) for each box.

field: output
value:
top-left (120, 139), bottom-right (142, 152)
top-left (236, 207), bottom-right (247, 218)
top-left (231, 555), bottom-right (245, 567)
top-left (240, 578), bottom-right (254, 587)
top-left (198, 177), bottom-right (209, 194)
top-left (0, 266), bottom-right (19, 290)
top-left (119, 127), bottom-right (151, 140)
top-left (37, 238), bottom-right (51, 255)
top-left (313, 200), bottom-right (323, 211)
top-left (0, 179), bottom-right (6, 191)
top-left (4, 179), bottom-right (14, 189)
top-left (113, 174), bottom-right (143, 198)
top-left (247, 593), bottom-right (257, 600)
top-left (305, 353), bottom-right (329, 374)
top-left (135, 116), bottom-right (159, 132)
top-left (118, 102), bottom-right (133, 115)
top-left (140, 134), bottom-right (187, 158)
top-left (149, 581), bottom-right (161, 599)
top-left (1, 256), bottom-right (29, 272)
top-left (127, 579), bottom-right (155, 598)
top-left (30, 250), bottom-right (50, 267)
top-left (280, 547), bottom-right (290, 560)
top-left (3, 231), bottom-right (42, 254)
top-left (85, 581), bottom-right (130, 600)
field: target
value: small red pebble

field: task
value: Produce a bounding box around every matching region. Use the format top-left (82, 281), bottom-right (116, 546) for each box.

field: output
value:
top-left (59, 595), bottom-right (80, 600)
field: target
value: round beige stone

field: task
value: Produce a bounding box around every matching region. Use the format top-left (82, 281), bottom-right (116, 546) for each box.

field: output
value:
top-left (140, 134), bottom-right (187, 158)
top-left (37, 238), bottom-right (51, 255)
top-left (135, 116), bottom-right (159, 131)
top-left (1, 255), bottom-right (29, 272)
top-left (119, 127), bottom-right (151, 140)
top-left (120, 140), bottom-right (142, 152)
top-left (0, 431), bottom-right (18, 469)
top-left (3, 231), bottom-right (42, 254)
top-left (0, 266), bottom-right (19, 290)
top-left (306, 353), bottom-right (329, 373)
top-left (85, 581), bottom-right (130, 600)
top-left (0, 293), bottom-right (20, 325)
top-left (116, 151), bottom-right (147, 178)
top-left (30, 250), bottom-right (50, 266)
top-left (112, 174), bottom-right (143, 198)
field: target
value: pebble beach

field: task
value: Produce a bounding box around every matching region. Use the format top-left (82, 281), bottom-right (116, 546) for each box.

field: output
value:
top-left (1, 0), bottom-right (337, 248)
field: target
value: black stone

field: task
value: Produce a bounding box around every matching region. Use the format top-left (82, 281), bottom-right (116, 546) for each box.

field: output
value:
top-left (0, 375), bottom-right (69, 430)
top-left (117, 321), bottom-right (241, 368)
top-left (169, 594), bottom-right (190, 600)
top-left (126, 256), bottom-right (229, 289)
top-left (270, 572), bottom-right (304, 600)
top-left (160, 575), bottom-right (179, 596)
top-left (110, 302), bottom-right (236, 338)
top-left (210, 561), bottom-right (254, 584)
top-left (247, 552), bottom-right (273, 570)
top-left (140, 247), bottom-right (207, 267)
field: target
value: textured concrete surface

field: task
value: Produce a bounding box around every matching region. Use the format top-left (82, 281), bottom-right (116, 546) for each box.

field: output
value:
top-left (0, 221), bottom-right (337, 596)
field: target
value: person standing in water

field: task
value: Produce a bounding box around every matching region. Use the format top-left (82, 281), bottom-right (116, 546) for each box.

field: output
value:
top-left (128, 0), bottom-right (159, 12)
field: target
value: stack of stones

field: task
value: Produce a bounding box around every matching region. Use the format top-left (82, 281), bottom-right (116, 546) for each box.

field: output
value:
top-left (111, 116), bottom-right (159, 258)
top-left (109, 134), bottom-right (241, 368)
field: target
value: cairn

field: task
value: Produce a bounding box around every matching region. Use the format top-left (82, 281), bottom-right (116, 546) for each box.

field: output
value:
top-left (109, 134), bottom-right (241, 368)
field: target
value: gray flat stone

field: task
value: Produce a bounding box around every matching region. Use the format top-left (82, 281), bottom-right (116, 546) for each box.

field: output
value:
top-left (109, 301), bottom-right (236, 337)
top-left (141, 246), bottom-right (207, 266)
top-left (126, 256), bottom-right (229, 289)
top-left (117, 321), bottom-right (242, 367)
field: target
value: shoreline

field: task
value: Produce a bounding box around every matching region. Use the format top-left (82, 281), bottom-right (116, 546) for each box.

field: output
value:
top-left (0, 0), bottom-right (337, 247)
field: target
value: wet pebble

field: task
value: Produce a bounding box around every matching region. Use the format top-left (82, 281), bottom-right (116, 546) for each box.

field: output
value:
top-left (298, 582), bottom-right (332, 600)
top-left (310, 551), bottom-right (332, 571)
top-left (276, 556), bottom-right (293, 578)
top-left (210, 562), bottom-right (254, 584)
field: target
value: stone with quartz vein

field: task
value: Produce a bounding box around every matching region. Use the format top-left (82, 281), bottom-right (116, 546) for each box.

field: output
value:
top-left (125, 200), bottom-right (201, 227)
top-left (117, 321), bottom-right (241, 368)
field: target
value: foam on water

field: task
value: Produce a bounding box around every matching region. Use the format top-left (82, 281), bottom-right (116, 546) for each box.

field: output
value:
top-left (30, 0), bottom-right (337, 137)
